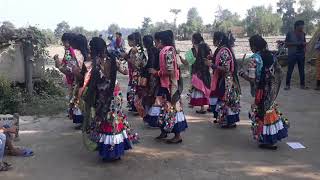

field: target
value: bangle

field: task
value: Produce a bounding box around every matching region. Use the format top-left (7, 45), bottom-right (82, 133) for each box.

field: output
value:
top-left (157, 71), bottom-right (161, 77)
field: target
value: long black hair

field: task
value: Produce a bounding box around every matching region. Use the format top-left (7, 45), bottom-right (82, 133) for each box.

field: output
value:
top-left (158, 30), bottom-right (175, 47)
top-left (143, 35), bottom-right (160, 71)
top-left (213, 31), bottom-right (240, 92)
top-left (89, 37), bottom-right (106, 58)
top-left (61, 33), bottom-right (76, 43)
top-left (192, 33), bottom-right (204, 45)
top-left (71, 34), bottom-right (89, 61)
top-left (61, 33), bottom-right (89, 60)
top-left (193, 42), bottom-right (211, 88)
top-left (154, 32), bottom-right (161, 42)
top-left (249, 35), bottom-right (274, 89)
top-left (143, 35), bottom-right (154, 49)
top-left (86, 37), bottom-right (117, 116)
top-left (128, 32), bottom-right (144, 54)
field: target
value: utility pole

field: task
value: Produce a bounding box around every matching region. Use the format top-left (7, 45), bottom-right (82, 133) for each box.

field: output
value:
top-left (23, 39), bottom-right (33, 95)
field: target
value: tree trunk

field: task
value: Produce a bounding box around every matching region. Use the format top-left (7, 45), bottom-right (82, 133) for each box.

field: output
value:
top-left (23, 41), bottom-right (34, 95)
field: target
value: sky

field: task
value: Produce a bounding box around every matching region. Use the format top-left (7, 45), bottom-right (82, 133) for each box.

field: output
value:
top-left (1, 0), bottom-right (319, 31)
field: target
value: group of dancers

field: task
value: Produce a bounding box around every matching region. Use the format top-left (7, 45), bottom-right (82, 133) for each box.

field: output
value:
top-left (54, 30), bottom-right (289, 162)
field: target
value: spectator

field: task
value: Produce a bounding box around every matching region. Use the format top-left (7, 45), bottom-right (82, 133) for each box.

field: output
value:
top-left (227, 30), bottom-right (236, 48)
top-left (115, 32), bottom-right (125, 51)
top-left (0, 126), bottom-right (14, 171)
top-left (284, 20), bottom-right (307, 90)
top-left (1, 125), bottom-right (34, 158)
top-left (315, 37), bottom-right (320, 90)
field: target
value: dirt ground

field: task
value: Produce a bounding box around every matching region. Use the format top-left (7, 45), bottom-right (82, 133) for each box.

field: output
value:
top-left (1, 72), bottom-right (320, 180)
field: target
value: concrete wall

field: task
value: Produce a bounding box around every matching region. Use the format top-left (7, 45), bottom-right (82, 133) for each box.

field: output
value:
top-left (0, 43), bottom-right (25, 83)
top-left (0, 43), bottom-right (45, 83)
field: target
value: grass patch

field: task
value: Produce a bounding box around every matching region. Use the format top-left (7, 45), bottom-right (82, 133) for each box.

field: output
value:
top-left (0, 69), bottom-right (68, 116)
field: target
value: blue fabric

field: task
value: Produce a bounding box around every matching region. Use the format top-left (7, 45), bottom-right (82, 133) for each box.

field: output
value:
top-left (226, 114), bottom-right (240, 125)
top-left (286, 53), bottom-right (305, 86)
top-left (143, 115), bottom-right (159, 127)
top-left (73, 115), bottom-right (83, 124)
top-left (250, 53), bottom-right (263, 80)
top-left (157, 87), bottom-right (171, 101)
top-left (260, 127), bottom-right (288, 145)
top-left (160, 116), bottom-right (188, 134)
top-left (0, 133), bottom-right (6, 162)
top-left (98, 138), bottom-right (132, 161)
top-left (210, 105), bottom-right (218, 118)
top-left (285, 31), bottom-right (306, 56)
top-left (172, 120), bottom-right (188, 134)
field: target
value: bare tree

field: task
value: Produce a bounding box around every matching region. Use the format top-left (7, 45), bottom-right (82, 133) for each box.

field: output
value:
top-left (170, 9), bottom-right (182, 27)
top-left (170, 9), bottom-right (181, 37)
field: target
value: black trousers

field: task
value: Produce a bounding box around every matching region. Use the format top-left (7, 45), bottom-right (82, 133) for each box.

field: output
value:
top-left (286, 53), bottom-right (305, 86)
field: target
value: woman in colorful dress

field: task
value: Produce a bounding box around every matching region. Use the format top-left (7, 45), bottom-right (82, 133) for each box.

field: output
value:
top-left (125, 32), bottom-right (147, 116)
top-left (208, 31), bottom-right (241, 128)
top-left (189, 33), bottom-right (211, 114)
top-left (81, 37), bottom-right (133, 161)
top-left (315, 37), bottom-right (320, 90)
top-left (239, 35), bottom-right (288, 150)
top-left (149, 30), bottom-right (188, 144)
top-left (142, 35), bottom-right (161, 128)
top-left (54, 33), bottom-right (88, 129)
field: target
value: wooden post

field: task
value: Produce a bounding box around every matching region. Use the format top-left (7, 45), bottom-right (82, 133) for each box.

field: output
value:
top-left (23, 40), bottom-right (34, 95)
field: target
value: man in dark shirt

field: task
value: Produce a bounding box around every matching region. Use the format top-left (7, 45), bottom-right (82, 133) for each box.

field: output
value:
top-left (284, 20), bottom-right (307, 90)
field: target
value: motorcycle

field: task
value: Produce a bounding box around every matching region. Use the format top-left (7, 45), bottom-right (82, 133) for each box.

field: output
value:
top-left (274, 40), bottom-right (288, 67)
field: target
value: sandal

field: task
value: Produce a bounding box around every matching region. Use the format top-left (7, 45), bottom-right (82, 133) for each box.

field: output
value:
top-left (166, 138), bottom-right (182, 144)
top-left (196, 110), bottom-right (207, 114)
top-left (284, 86), bottom-right (291, 91)
top-left (259, 144), bottom-right (278, 150)
top-left (155, 133), bottom-right (168, 140)
top-left (0, 162), bottom-right (12, 171)
top-left (3, 162), bottom-right (12, 168)
top-left (8, 147), bottom-right (34, 157)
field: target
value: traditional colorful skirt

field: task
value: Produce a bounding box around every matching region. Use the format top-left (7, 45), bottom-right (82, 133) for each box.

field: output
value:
top-left (189, 89), bottom-right (209, 106)
top-left (249, 105), bottom-right (289, 145)
top-left (98, 121), bottom-right (132, 160)
top-left (216, 100), bottom-right (240, 126)
top-left (158, 88), bottom-right (188, 134)
top-left (72, 106), bottom-right (83, 124)
top-left (143, 106), bottom-right (160, 128)
top-left (127, 83), bottom-right (137, 112)
top-left (189, 74), bottom-right (210, 106)
top-left (209, 94), bottom-right (218, 119)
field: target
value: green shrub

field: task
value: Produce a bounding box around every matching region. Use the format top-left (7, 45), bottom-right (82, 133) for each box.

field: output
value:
top-left (0, 69), bottom-right (67, 115)
top-left (0, 76), bottom-right (21, 114)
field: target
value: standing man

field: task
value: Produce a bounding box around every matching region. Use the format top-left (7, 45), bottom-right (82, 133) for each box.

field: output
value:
top-left (285, 20), bottom-right (307, 90)
top-left (227, 30), bottom-right (236, 48)
top-left (115, 32), bottom-right (125, 51)
top-left (315, 37), bottom-right (320, 90)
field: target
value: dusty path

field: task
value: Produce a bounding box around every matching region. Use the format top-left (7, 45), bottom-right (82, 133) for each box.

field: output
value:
top-left (1, 76), bottom-right (320, 180)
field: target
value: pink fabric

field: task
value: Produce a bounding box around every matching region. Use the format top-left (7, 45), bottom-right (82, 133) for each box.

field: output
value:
top-left (113, 84), bottom-right (121, 96)
top-left (190, 98), bottom-right (209, 106)
top-left (210, 47), bottom-right (234, 91)
top-left (62, 47), bottom-right (76, 85)
top-left (191, 74), bottom-right (211, 98)
top-left (159, 46), bottom-right (179, 90)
